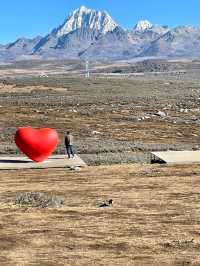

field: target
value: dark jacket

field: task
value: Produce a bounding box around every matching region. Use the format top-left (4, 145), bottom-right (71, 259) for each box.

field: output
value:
top-left (65, 134), bottom-right (74, 146)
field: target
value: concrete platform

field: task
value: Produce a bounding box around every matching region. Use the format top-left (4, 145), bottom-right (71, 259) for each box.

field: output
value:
top-left (151, 151), bottom-right (200, 164)
top-left (0, 155), bottom-right (87, 170)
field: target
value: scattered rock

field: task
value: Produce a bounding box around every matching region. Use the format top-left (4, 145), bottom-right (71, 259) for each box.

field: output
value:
top-left (137, 115), bottom-right (151, 121)
top-left (191, 115), bottom-right (198, 121)
top-left (92, 130), bottom-right (101, 135)
top-left (69, 109), bottom-right (78, 113)
top-left (99, 199), bottom-right (113, 208)
top-left (154, 111), bottom-right (167, 117)
top-left (69, 166), bottom-right (81, 171)
top-left (180, 108), bottom-right (189, 113)
top-left (191, 133), bottom-right (198, 137)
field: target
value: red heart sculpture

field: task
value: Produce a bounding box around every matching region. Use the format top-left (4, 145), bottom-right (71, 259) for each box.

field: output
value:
top-left (15, 127), bottom-right (59, 162)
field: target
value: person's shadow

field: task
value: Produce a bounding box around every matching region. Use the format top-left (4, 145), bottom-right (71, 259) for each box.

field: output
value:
top-left (0, 159), bottom-right (31, 164)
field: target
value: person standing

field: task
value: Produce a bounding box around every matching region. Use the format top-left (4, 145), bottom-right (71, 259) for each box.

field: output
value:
top-left (65, 131), bottom-right (75, 159)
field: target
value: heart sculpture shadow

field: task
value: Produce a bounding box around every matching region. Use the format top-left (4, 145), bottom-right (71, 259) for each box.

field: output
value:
top-left (15, 127), bottom-right (59, 162)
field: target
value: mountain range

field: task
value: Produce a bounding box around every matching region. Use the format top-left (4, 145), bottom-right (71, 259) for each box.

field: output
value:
top-left (1, 5), bottom-right (200, 62)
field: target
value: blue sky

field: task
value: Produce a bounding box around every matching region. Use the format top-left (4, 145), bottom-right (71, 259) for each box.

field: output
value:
top-left (1, 0), bottom-right (200, 44)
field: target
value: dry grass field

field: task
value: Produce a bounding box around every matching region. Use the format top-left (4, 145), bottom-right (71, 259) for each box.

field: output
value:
top-left (0, 76), bottom-right (200, 154)
top-left (0, 164), bottom-right (200, 265)
top-left (0, 61), bottom-right (200, 265)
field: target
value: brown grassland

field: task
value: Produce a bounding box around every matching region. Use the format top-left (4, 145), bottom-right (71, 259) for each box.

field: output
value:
top-left (0, 66), bottom-right (200, 265)
top-left (0, 163), bottom-right (200, 266)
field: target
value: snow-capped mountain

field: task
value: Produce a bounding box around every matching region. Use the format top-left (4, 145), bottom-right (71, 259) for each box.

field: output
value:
top-left (133, 20), bottom-right (153, 32)
top-left (54, 5), bottom-right (117, 37)
top-left (33, 6), bottom-right (118, 57)
top-left (0, 6), bottom-right (200, 62)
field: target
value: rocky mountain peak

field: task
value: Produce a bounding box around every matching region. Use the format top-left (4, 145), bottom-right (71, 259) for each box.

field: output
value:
top-left (134, 20), bottom-right (153, 32)
top-left (54, 6), bottom-right (118, 37)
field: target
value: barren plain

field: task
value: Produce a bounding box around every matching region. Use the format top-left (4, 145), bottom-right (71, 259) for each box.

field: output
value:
top-left (0, 59), bottom-right (200, 265)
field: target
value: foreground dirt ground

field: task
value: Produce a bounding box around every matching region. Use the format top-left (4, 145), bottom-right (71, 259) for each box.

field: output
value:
top-left (0, 164), bottom-right (200, 265)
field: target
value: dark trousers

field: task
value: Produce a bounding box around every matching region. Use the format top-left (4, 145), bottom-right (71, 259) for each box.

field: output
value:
top-left (66, 145), bottom-right (75, 158)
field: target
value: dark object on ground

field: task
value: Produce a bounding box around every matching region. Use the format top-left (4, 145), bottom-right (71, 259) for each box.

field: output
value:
top-left (15, 192), bottom-right (64, 208)
top-left (99, 199), bottom-right (113, 208)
